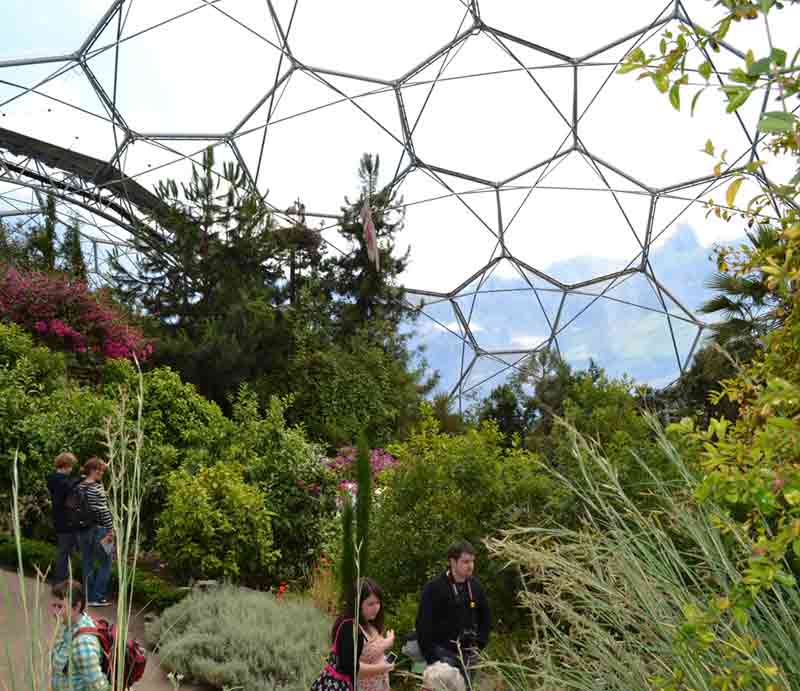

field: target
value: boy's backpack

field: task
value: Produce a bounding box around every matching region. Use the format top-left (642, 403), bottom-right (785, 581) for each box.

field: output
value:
top-left (75, 619), bottom-right (147, 689)
top-left (63, 481), bottom-right (95, 531)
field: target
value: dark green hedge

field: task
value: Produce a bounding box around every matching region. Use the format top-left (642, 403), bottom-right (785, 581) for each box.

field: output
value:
top-left (0, 534), bottom-right (186, 612)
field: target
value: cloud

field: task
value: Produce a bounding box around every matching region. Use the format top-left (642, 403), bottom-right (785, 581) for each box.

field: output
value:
top-left (430, 320), bottom-right (483, 335)
top-left (510, 334), bottom-right (547, 349)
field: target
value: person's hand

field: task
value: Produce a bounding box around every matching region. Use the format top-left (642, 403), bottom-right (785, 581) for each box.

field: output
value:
top-left (101, 532), bottom-right (114, 545)
top-left (381, 629), bottom-right (395, 649)
top-left (377, 660), bottom-right (395, 675)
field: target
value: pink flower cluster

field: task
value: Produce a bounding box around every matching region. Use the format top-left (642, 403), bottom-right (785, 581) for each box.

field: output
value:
top-left (0, 267), bottom-right (152, 362)
top-left (325, 447), bottom-right (398, 480)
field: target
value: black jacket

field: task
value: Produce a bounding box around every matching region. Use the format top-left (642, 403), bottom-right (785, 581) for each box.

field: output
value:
top-left (416, 571), bottom-right (491, 663)
top-left (331, 618), bottom-right (365, 679)
top-left (47, 472), bottom-right (76, 534)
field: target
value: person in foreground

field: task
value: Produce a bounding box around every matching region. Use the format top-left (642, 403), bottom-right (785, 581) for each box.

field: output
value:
top-left (312, 577), bottom-right (395, 690)
top-left (416, 541), bottom-right (491, 684)
top-left (50, 579), bottom-right (110, 691)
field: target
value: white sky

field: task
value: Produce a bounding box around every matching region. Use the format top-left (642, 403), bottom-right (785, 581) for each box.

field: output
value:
top-left (1, 0), bottom-right (798, 390)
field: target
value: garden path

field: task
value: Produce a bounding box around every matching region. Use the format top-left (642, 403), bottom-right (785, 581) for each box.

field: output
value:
top-left (0, 569), bottom-right (205, 690)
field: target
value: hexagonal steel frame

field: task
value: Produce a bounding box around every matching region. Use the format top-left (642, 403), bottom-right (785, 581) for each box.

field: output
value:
top-left (1, 0), bottom-right (788, 401)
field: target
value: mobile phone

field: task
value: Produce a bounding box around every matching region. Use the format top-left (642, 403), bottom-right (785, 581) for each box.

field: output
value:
top-left (386, 652), bottom-right (398, 665)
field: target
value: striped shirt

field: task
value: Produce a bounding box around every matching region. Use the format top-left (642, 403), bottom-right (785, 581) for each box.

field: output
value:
top-left (82, 481), bottom-right (113, 530)
top-left (51, 612), bottom-right (111, 691)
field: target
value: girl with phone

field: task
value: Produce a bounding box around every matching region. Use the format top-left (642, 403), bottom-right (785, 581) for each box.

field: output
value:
top-left (311, 578), bottom-right (394, 691)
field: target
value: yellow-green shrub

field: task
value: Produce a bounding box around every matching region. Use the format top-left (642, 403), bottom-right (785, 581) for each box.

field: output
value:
top-left (155, 462), bottom-right (278, 582)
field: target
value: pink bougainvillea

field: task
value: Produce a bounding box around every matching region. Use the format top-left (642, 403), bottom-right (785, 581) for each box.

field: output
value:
top-left (325, 447), bottom-right (398, 481)
top-left (0, 266), bottom-right (152, 362)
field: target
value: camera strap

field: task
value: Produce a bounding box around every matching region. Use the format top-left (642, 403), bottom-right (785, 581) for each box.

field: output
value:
top-left (446, 570), bottom-right (478, 636)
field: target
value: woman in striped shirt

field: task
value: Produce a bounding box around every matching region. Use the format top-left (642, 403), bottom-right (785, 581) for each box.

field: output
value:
top-left (79, 458), bottom-right (114, 607)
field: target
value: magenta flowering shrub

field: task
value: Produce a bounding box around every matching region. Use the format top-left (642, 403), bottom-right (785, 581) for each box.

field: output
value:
top-left (0, 266), bottom-right (152, 362)
top-left (325, 447), bottom-right (398, 497)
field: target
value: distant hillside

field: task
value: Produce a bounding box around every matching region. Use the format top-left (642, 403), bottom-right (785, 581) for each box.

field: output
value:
top-left (406, 225), bottom-right (738, 397)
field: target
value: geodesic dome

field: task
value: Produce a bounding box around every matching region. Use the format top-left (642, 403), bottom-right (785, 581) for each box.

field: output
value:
top-left (1, 0), bottom-right (797, 399)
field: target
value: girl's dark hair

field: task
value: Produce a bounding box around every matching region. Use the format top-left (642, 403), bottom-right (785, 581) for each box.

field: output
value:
top-left (81, 457), bottom-right (107, 477)
top-left (331, 577), bottom-right (384, 642)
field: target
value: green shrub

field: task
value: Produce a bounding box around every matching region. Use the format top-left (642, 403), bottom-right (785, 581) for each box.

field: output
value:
top-left (225, 388), bottom-right (337, 581)
top-left (146, 585), bottom-right (329, 691)
top-left (1, 378), bottom-right (112, 537)
top-left (284, 336), bottom-right (421, 448)
top-left (0, 321), bottom-right (66, 384)
top-left (156, 462), bottom-right (278, 583)
top-left (529, 371), bottom-right (677, 529)
top-left (371, 404), bottom-right (552, 628)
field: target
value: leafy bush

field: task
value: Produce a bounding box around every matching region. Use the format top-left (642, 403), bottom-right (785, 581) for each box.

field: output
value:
top-left (225, 388), bottom-right (337, 580)
top-left (529, 370), bottom-right (677, 529)
top-left (156, 462), bottom-right (279, 583)
top-left (0, 326), bottom-right (113, 535)
top-left (285, 336), bottom-right (421, 448)
top-left (0, 266), bottom-right (151, 361)
top-left (132, 366), bottom-right (233, 541)
top-left (370, 404), bottom-right (552, 628)
top-left (0, 321), bottom-right (66, 384)
top-left (146, 585), bottom-right (329, 691)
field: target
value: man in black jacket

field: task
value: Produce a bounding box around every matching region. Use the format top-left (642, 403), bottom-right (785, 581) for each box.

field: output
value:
top-left (46, 452), bottom-right (79, 584)
top-left (416, 541), bottom-right (491, 684)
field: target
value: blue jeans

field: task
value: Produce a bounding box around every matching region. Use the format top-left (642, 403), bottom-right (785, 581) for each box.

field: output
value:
top-left (79, 526), bottom-right (112, 602)
top-left (53, 532), bottom-right (80, 584)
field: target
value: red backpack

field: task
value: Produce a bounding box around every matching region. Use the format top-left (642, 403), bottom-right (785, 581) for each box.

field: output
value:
top-left (76, 619), bottom-right (147, 689)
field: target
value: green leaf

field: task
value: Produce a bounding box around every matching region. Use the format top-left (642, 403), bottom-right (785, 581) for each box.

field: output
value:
top-left (629, 47), bottom-right (645, 63)
top-left (725, 87), bottom-right (751, 112)
top-left (786, 489), bottom-right (800, 506)
top-left (698, 61), bottom-right (712, 80)
top-left (730, 67), bottom-right (753, 84)
top-left (745, 159), bottom-right (765, 173)
top-left (654, 73), bottom-right (670, 93)
top-left (749, 57), bottom-right (773, 76)
top-left (617, 63), bottom-right (639, 74)
top-left (669, 82), bottom-right (681, 110)
top-left (760, 0), bottom-right (773, 13)
top-left (771, 48), bottom-right (787, 67)
top-left (726, 177), bottom-right (744, 208)
top-left (704, 139), bottom-right (715, 156)
top-left (758, 111), bottom-right (796, 134)
top-left (660, 38), bottom-right (667, 55)
top-left (690, 88), bottom-right (704, 116)
top-left (767, 416), bottom-right (796, 429)
top-left (717, 16), bottom-right (732, 41)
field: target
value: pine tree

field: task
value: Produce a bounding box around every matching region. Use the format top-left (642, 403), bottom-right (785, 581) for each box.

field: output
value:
top-left (60, 220), bottom-right (87, 279)
top-left (109, 148), bottom-right (292, 406)
top-left (112, 147), bottom-right (285, 321)
top-left (323, 154), bottom-right (410, 341)
top-left (26, 194), bottom-right (58, 271)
